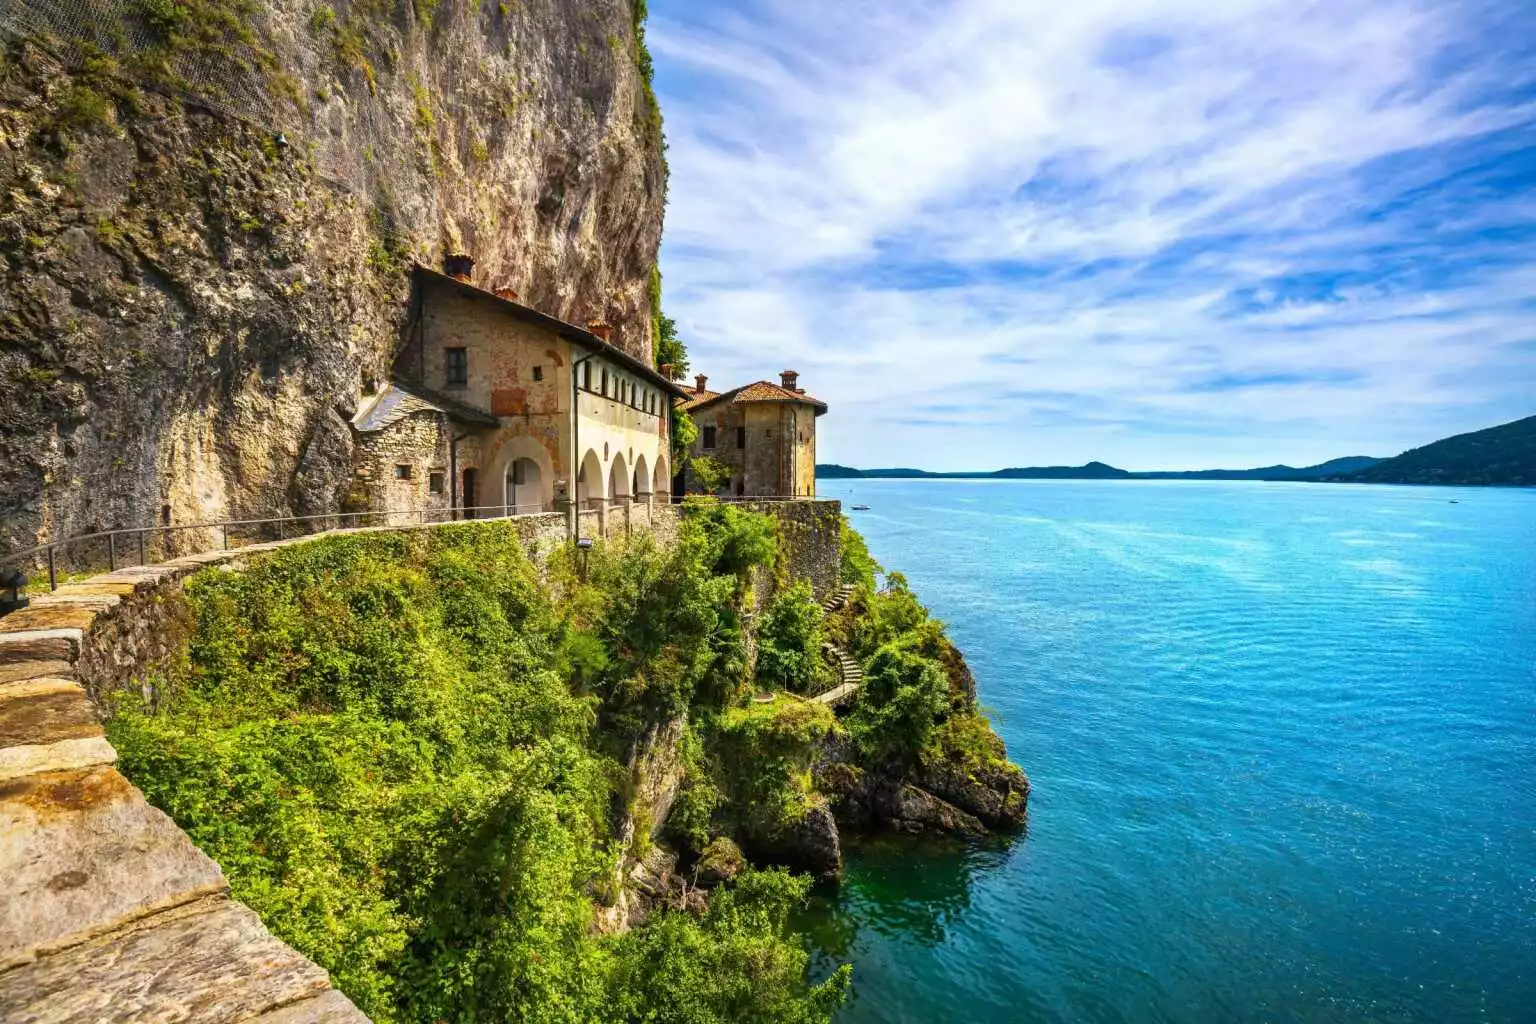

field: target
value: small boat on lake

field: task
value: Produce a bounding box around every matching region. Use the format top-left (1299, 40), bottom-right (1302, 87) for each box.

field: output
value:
top-left (851, 504), bottom-right (871, 511)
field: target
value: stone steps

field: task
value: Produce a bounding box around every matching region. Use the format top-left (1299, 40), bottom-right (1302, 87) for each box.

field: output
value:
top-left (820, 583), bottom-right (855, 614)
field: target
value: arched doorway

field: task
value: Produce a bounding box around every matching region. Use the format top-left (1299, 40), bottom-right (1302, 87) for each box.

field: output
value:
top-left (633, 453), bottom-right (650, 501)
top-left (504, 458), bottom-right (543, 515)
top-left (608, 451), bottom-right (630, 506)
top-left (577, 449), bottom-right (604, 510)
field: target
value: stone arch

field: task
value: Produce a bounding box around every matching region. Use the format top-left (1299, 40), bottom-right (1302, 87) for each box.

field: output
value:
top-left (487, 435), bottom-right (554, 516)
top-left (633, 453), bottom-right (650, 499)
top-left (578, 448), bottom-right (604, 509)
top-left (652, 452), bottom-right (670, 500)
top-left (609, 450), bottom-right (630, 504)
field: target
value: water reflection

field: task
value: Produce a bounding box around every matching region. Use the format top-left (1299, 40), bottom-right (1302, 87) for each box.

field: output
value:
top-left (801, 832), bottom-right (1019, 964)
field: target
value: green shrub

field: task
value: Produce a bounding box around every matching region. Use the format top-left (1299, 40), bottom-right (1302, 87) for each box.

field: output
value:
top-left (756, 580), bottom-right (829, 693)
top-left (847, 641), bottom-right (950, 763)
top-left (108, 522), bottom-right (843, 1022)
top-left (609, 869), bottom-right (850, 1023)
top-left (714, 699), bottom-right (837, 837)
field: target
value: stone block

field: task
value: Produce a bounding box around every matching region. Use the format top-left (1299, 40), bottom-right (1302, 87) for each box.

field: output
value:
top-left (0, 736), bottom-right (117, 783)
top-left (0, 899), bottom-right (335, 1024)
top-left (0, 636), bottom-right (78, 685)
top-left (0, 679), bottom-right (102, 749)
top-left (0, 766), bottom-right (227, 968)
top-left (251, 989), bottom-right (370, 1023)
top-left (0, 606), bottom-right (98, 634)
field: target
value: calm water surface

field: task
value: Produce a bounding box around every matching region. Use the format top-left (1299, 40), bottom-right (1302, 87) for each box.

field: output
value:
top-left (808, 480), bottom-right (1536, 1024)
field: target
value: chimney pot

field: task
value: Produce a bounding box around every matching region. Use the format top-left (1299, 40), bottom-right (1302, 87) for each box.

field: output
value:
top-left (493, 286), bottom-right (519, 302)
top-left (587, 319), bottom-right (613, 342)
top-left (444, 252), bottom-right (474, 282)
top-left (780, 369), bottom-right (799, 391)
top-left (694, 374), bottom-right (708, 395)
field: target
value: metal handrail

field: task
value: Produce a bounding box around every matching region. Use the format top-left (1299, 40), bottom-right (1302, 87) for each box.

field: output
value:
top-left (1, 494), bottom-right (833, 593)
top-left (1, 503), bottom-right (558, 592)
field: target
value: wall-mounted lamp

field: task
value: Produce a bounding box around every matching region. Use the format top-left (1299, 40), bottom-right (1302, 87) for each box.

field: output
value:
top-left (0, 569), bottom-right (28, 615)
top-left (576, 537), bottom-right (593, 580)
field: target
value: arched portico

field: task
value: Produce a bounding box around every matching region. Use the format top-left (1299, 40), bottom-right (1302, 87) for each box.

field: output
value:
top-left (608, 451), bottom-right (630, 506)
top-left (652, 453), bottom-right (670, 501)
top-left (578, 449), bottom-right (604, 509)
top-left (633, 453), bottom-right (650, 501)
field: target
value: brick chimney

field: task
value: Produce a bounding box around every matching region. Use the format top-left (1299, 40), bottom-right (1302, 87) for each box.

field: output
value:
top-left (444, 252), bottom-right (474, 282)
top-left (587, 319), bottom-right (613, 342)
top-left (694, 374), bottom-right (709, 395)
top-left (780, 369), bottom-right (799, 391)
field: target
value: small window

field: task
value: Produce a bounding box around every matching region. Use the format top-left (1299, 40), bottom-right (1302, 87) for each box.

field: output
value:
top-left (532, 365), bottom-right (544, 382)
top-left (444, 347), bottom-right (468, 387)
top-left (601, 368), bottom-right (609, 396)
top-left (765, 429), bottom-right (773, 439)
top-left (394, 464), bottom-right (412, 480)
top-left (259, 354), bottom-right (279, 380)
top-left (428, 471), bottom-right (444, 494)
top-left (583, 363), bottom-right (592, 391)
top-left (702, 425), bottom-right (717, 449)
top-left (735, 426), bottom-right (746, 449)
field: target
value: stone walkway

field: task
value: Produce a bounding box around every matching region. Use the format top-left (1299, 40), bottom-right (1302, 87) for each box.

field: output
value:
top-left (0, 553), bottom-right (371, 1021)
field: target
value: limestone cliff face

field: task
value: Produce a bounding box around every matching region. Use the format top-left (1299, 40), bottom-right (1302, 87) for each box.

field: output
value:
top-left (0, 0), bottom-right (666, 551)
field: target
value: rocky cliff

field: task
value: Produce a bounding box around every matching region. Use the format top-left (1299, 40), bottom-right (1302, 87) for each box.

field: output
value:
top-left (0, 0), bottom-right (667, 552)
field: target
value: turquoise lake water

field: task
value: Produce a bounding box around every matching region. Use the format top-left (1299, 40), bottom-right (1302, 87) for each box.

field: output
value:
top-left (808, 480), bottom-right (1536, 1024)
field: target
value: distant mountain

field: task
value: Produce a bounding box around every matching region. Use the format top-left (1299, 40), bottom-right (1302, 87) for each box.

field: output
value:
top-left (993, 461), bottom-right (1130, 479)
top-left (815, 417), bottom-right (1536, 488)
top-left (815, 457), bottom-right (1375, 482)
top-left (1139, 456), bottom-right (1383, 481)
top-left (1333, 415), bottom-right (1536, 487)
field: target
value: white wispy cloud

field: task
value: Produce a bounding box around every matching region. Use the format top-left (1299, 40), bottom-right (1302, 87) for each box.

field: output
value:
top-left (649, 0), bottom-right (1536, 470)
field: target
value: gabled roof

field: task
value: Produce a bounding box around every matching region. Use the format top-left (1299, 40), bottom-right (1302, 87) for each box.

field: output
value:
top-left (413, 265), bottom-right (691, 399)
top-left (683, 380), bottom-right (828, 415)
top-left (353, 378), bottom-right (499, 433)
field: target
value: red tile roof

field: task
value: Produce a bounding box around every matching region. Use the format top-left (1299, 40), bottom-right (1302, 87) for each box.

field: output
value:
top-left (682, 380), bottom-right (827, 414)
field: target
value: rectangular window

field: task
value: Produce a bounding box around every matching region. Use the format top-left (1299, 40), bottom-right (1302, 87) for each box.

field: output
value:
top-left (735, 426), bottom-right (746, 449)
top-left (601, 368), bottom-right (608, 396)
top-left (428, 471), bottom-right (444, 494)
top-left (394, 464), bottom-right (412, 480)
top-left (444, 347), bottom-right (468, 387)
top-left (702, 425), bottom-right (717, 449)
top-left (532, 365), bottom-right (543, 382)
top-left (583, 363), bottom-right (592, 391)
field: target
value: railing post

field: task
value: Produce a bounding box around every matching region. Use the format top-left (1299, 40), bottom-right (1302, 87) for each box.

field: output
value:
top-left (107, 532), bottom-right (116, 572)
top-left (278, 518), bottom-right (286, 541)
top-left (138, 530), bottom-right (146, 566)
top-left (47, 545), bottom-right (57, 591)
top-left (222, 524), bottom-right (229, 550)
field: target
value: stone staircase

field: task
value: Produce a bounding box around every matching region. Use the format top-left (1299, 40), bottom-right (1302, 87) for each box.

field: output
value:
top-left (820, 583), bottom-right (855, 615)
top-left (812, 642), bottom-right (863, 708)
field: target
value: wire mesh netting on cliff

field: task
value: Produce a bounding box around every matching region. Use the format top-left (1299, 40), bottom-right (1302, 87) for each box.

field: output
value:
top-left (0, 0), bottom-right (315, 143)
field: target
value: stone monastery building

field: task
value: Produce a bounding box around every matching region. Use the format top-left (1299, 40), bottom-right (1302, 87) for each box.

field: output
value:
top-left (677, 371), bottom-right (825, 498)
top-left (348, 254), bottom-right (826, 521)
top-left (351, 255), bottom-right (688, 524)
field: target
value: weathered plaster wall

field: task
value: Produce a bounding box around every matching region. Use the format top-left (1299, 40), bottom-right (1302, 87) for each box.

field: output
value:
top-left (685, 402), bottom-right (818, 498)
top-left (0, 0), bottom-right (667, 554)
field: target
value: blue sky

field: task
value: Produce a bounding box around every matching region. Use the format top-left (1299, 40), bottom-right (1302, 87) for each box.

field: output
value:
top-left (647, 0), bottom-right (1536, 471)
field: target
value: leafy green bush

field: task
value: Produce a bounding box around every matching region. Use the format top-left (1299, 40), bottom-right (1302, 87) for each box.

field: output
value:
top-left (609, 869), bottom-right (851, 1024)
top-left (839, 517), bottom-right (881, 587)
top-left (847, 641), bottom-right (950, 764)
top-left (756, 580), bottom-right (830, 693)
top-left (714, 699), bottom-right (838, 838)
top-left (108, 521), bottom-right (844, 1023)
